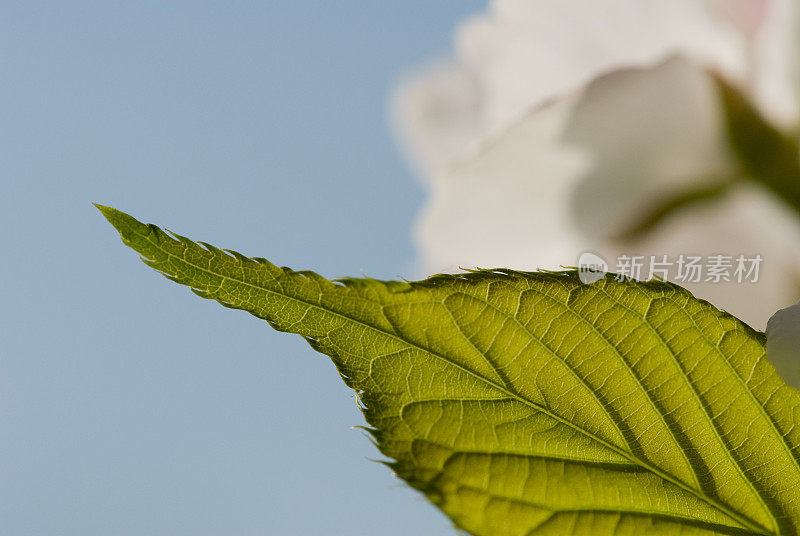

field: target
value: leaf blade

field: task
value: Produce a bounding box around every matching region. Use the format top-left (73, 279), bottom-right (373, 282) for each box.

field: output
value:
top-left (99, 205), bottom-right (800, 536)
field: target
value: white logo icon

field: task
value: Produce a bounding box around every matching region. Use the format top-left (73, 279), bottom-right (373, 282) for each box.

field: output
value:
top-left (577, 251), bottom-right (608, 284)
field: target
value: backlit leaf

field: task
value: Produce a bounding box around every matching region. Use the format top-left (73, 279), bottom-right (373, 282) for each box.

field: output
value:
top-left (99, 205), bottom-right (800, 536)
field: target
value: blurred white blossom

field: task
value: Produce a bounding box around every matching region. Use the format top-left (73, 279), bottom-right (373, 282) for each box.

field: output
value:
top-left (393, 0), bottom-right (800, 329)
top-left (767, 300), bottom-right (800, 385)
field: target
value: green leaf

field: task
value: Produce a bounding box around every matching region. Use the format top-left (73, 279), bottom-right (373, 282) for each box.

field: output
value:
top-left (98, 205), bottom-right (800, 536)
top-left (715, 74), bottom-right (800, 216)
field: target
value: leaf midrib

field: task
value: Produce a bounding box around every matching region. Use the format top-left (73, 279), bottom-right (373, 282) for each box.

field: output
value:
top-left (136, 228), bottom-right (771, 535)
top-left (454, 287), bottom-right (703, 489)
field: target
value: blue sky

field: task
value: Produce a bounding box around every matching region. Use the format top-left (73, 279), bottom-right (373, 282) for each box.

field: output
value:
top-left (1, 2), bottom-right (484, 534)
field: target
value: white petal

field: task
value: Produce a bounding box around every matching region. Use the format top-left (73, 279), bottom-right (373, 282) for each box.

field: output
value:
top-left (454, 0), bottom-right (748, 135)
top-left (393, 0), bottom-right (750, 176)
top-left (390, 60), bottom-right (484, 179)
top-left (767, 299), bottom-right (800, 388)
top-left (749, 0), bottom-right (800, 126)
top-left (708, 0), bottom-right (770, 39)
top-left (415, 96), bottom-right (589, 275)
top-left (564, 56), bottom-right (735, 238)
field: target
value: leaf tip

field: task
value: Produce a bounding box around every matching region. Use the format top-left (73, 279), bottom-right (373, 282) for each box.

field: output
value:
top-left (95, 204), bottom-right (148, 242)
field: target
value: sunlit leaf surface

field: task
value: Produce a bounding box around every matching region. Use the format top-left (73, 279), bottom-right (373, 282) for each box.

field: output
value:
top-left (99, 206), bottom-right (800, 536)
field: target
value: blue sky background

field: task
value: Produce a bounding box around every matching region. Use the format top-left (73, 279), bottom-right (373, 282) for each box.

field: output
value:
top-left (1, 2), bottom-right (484, 534)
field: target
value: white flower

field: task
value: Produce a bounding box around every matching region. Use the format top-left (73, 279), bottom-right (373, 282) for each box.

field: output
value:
top-left (767, 300), bottom-right (800, 386)
top-left (393, 0), bottom-right (800, 330)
